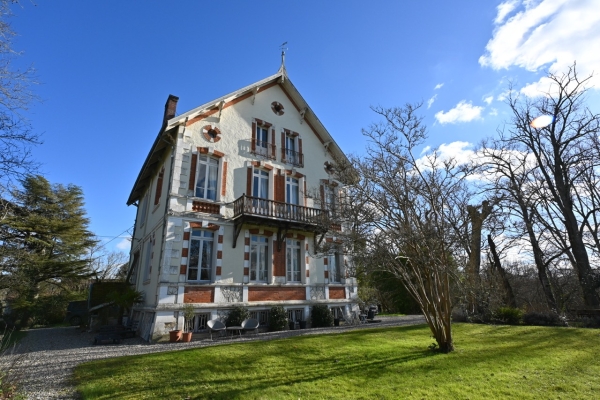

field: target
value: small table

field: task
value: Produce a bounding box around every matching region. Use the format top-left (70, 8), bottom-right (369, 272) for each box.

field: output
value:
top-left (226, 326), bottom-right (243, 338)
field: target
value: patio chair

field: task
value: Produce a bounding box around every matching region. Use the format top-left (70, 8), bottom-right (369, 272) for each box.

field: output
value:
top-left (241, 318), bottom-right (260, 336)
top-left (207, 319), bottom-right (226, 340)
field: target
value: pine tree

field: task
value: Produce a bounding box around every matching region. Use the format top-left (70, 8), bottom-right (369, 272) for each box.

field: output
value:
top-left (0, 175), bottom-right (97, 327)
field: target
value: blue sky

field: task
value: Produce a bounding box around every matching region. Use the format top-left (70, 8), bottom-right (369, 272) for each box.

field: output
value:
top-left (10, 0), bottom-right (600, 254)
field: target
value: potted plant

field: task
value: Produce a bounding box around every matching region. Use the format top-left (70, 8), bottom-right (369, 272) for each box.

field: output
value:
top-left (181, 304), bottom-right (195, 342)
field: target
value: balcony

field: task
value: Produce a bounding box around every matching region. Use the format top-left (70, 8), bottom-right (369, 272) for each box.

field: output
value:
top-left (282, 149), bottom-right (304, 168)
top-left (232, 195), bottom-right (329, 248)
top-left (250, 139), bottom-right (276, 160)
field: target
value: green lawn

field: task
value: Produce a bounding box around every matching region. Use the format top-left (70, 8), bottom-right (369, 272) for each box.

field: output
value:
top-left (74, 323), bottom-right (600, 399)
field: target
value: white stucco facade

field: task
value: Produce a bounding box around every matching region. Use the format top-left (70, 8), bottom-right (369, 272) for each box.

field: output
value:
top-left (126, 67), bottom-right (358, 341)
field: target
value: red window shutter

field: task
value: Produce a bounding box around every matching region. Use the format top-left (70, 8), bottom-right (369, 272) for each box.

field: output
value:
top-left (251, 121), bottom-right (256, 152)
top-left (298, 138), bottom-right (303, 166)
top-left (188, 153), bottom-right (197, 191)
top-left (320, 184), bottom-right (325, 209)
top-left (275, 170), bottom-right (285, 202)
top-left (154, 168), bottom-right (164, 205)
top-left (246, 166), bottom-right (252, 196)
top-left (281, 131), bottom-right (286, 161)
top-left (304, 180), bottom-right (307, 206)
top-left (271, 128), bottom-right (276, 159)
top-left (221, 161), bottom-right (228, 197)
top-left (273, 244), bottom-right (285, 277)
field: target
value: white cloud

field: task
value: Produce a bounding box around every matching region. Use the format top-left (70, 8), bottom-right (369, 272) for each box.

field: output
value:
top-left (495, 0), bottom-right (519, 24)
top-left (489, 108), bottom-right (498, 116)
top-left (427, 94), bottom-right (437, 109)
top-left (420, 145), bottom-right (431, 155)
top-left (434, 101), bottom-right (484, 124)
top-left (480, 0), bottom-right (600, 96)
top-left (483, 96), bottom-right (494, 105)
top-left (434, 83), bottom-right (444, 90)
top-left (116, 237), bottom-right (131, 251)
top-left (436, 141), bottom-right (476, 165)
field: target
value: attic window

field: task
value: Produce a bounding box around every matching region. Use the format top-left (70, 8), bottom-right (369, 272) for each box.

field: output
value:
top-left (202, 125), bottom-right (222, 143)
top-left (324, 161), bottom-right (335, 174)
top-left (271, 101), bottom-right (285, 116)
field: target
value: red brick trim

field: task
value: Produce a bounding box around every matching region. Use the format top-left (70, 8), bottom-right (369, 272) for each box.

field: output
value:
top-left (183, 232), bottom-right (190, 240)
top-left (180, 265), bottom-right (187, 274)
top-left (221, 161), bottom-right (227, 196)
top-left (182, 248), bottom-right (189, 257)
top-left (184, 287), bottom-right (214, 303)
top-left (249, 228), bottom-right (260, 235)
top-left (216, 266), bottom-right (222, 275)
top-left (244, 267), bottom-right (249, 276)
top-left (248, 287), bottom-right (306, 301)
top-left (329, 287), bottom-right (346, 299)
top-left (201, 125), bottom-right (222, 143)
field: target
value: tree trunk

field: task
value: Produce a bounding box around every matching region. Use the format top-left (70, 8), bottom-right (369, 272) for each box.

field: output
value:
top-left (487, 235), bottom-right (517, 308)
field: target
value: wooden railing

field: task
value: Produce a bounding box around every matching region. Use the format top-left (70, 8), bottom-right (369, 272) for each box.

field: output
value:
top-left (233, 195), bottom-right (325, 224)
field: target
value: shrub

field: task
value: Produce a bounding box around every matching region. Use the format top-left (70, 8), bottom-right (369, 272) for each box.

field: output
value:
top-left (311, 304), bottom-right (333, 328)
top-left (577, 316), bottom-right (600, 328)
top-left (493, 307), bottom-right (523, 325)
top-left (268, 306), bottom-right (288, 331)
top-left (523, 311), bottom-right (567, 327)
top-left (225, 305), bottom-right (249, 327)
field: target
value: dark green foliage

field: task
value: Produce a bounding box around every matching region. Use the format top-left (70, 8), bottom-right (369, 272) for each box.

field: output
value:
top-left (268, 306), bottom-right (288, 331)
top-left (576, 316), bottom-right (600, 328)
top-left (493, 307), bottom-right (523, 325)
top-left (0, 175), bottom-right (97, 328)
top-left (522, 312), bottom-right (566, 327)
top-left (361, 270), bottom-right (420, 314)
top-left (311, 304), bottom-right (334, 328)
top-left (225, 305), bottom-right (249, 327)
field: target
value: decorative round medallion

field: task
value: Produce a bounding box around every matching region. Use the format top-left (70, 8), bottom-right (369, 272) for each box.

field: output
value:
top-left (201, 125), bottom-right (222, 143)
top-left (324, 161), bottom-right (335, 174)
top-left (271, 101), bottom-right (285, 116)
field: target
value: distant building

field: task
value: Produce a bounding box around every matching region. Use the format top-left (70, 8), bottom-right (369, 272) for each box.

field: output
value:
top-left (126, 61), bottom-right (357, 341)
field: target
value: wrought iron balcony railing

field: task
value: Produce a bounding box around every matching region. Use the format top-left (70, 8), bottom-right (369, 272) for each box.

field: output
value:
top-left (250, 139), bottom-right (276, 160)
top-left (282, 149), bottom-right (304, 167)
top-left (233, 195), bottom-right (325, 225)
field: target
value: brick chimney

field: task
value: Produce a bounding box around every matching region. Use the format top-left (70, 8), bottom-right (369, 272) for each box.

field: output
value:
top-left (163, 94), bottom-right (179, 126)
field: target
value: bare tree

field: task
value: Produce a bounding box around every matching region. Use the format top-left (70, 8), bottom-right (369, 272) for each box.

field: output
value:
top-left (341, 103), bottom-right (472, 353)
top-left (0, 0), bottom-right (40, 187)
top-left (505, 64), bottom-right (600, 307)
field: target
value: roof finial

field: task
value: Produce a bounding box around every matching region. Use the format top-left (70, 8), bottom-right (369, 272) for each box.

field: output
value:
top-left (278, 42), bottom-right (288, 76)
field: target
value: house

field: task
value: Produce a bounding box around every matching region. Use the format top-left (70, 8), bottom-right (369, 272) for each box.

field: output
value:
top-left (125, 59), bottom-right (358, 341)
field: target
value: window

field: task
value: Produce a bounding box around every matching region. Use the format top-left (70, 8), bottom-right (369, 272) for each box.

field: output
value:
top-left (256, 125), bottom-right (269, 154)
top-left (286, 239), bottom-right (302, 282)
top-left (328, 251), bottom-right (342, 283)
top-left (250, 235), bottom-right (269, 282)
top-left (324, 185), bottom-right (336, 214)
top-left (195, 155), bottom-right (219, 201)
top-left (188, 229), bottom-right (214, 281)
top-left (281, 130), bottom-right (303, 167)
top-left (139, 193), bottom-right (149, 227)
top-left (286, 176), bottom-right (299, 205)
top-left (142, 239), bottom-right (152, 282)
top-left (252, 169), bottom-right (270, 214)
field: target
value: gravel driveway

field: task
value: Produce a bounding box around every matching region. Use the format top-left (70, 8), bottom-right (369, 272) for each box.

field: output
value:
top-left (2, 315), bottom-right (425, 399)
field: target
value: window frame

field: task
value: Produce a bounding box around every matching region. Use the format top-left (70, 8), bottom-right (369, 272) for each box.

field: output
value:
top-left (250, 235), bottom-right (269, 283)
top-left (286, 238), bottom-right (302, 283)
top-left (187, 229), bottom-right (215, 282)
top-left (195, 154), bottom-right (220, 201)
top-left (328, 250), bottom-right (342, 283)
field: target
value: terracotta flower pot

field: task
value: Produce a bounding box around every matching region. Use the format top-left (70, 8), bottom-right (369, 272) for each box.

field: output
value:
top-left (169, 330), bottom-right (182, 342)
top-left (181, 332), bottom-right (193, 342)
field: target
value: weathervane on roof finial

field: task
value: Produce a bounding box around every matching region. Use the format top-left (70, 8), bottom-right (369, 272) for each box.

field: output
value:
top-left (278, 42), bottom-right (288, 78)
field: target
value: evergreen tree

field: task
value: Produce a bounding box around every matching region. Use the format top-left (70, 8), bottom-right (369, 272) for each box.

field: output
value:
top-left (0, 175), bottom-right (97, 327)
